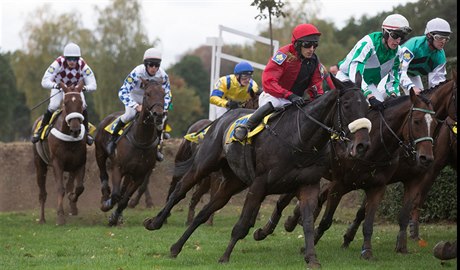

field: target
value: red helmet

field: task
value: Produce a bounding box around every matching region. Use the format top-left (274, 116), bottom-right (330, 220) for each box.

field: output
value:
top-left (291, 24), bottom-right (321, 43)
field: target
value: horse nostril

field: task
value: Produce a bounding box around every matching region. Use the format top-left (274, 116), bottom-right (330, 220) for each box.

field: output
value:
top-left (356, 142), bottom-right (369, 157)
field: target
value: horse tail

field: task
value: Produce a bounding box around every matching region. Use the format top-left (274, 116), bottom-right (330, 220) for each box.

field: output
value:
top-left (173, 150), bottom-right (197, 179)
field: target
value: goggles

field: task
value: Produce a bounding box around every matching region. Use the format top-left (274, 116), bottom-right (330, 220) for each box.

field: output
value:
top-left (145, 61), bottom-right (161, 68)
top-left (300, 41), bottom-right (318, 48)
top-left (238, 71), bottom-right (253, 79)
top-left (66, 57), bottom-right (79, 62)
top-left (432, 34), bottom-right (450, 42)
top-left (384, 29), bottom-right (406, 40)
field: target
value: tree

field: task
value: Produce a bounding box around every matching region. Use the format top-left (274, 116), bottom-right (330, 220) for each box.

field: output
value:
top-left (251, 0), bottom-right (286, 56)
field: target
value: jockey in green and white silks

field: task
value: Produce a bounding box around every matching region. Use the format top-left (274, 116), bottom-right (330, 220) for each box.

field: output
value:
top-left (399, 18), bottom-right (452, 95)
top-left (336, 14), bottom-right (412, 105)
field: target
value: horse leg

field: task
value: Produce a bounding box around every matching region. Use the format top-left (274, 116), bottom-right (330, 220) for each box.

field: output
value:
top-left (143, 185), bottom-right (154, 208)
top-left (109, 174), bottom-right (145, 226)
top-left (96, 146), bottom-right (111, 204)
top-left (169, 175), bottom-right (246, 259)
top-left (144, 166), bottom-right (209, 231)
top-left (284, 201), bottom-right (301, 232)
top-left (314, 181), bottom-right (331, 221)
top-left (298, 183), bottom-right (321, 269)
top-left (360, 186), bottom-right (386, 260)
top-left (206, 173), bottom-right (223, 226)
top-left (218, 180), bottom-right (266, 263)
top-left (253, 192), bottom-right (296, 241)
top-left (314, 181), bottom-right (348, 244)
top-left (34, 154), bottom-right (48, 224)
top-left (342, 196), bottom-right (366, 248)
top-left (128, 176), bottom-right (149, 208)
top-left (101, 166), bottom-right (122, 212)
top-left (395, 181), bottom-right (419, 254)
top-left (51, 164), bottom-right (66, 225)
top-left (186, 176), bottom-right (211, 226)
top-left (68, 166), bottom-right (85, 216)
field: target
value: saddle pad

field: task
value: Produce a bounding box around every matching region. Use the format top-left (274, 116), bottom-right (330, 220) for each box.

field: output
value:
top-left (452, 122), bottom-right (457, 135)
top-left (104, 116), bottom-right (131, 135)
top-left (225, 113), bottom-right (273, 144)
top-left (184, 126), bottom-right (211, 143)
top-left (34, 110), bottom-right (62, 140)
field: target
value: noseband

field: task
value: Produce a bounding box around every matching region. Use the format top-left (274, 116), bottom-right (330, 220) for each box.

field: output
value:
top-left (63, 92), bottom-right (84, 126)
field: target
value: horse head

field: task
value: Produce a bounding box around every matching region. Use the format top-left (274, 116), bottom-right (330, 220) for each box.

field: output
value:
top-left (421, 69), bottom-right (457, 121)
top-left (61, 80), bottom-right (84, 138)
top-left (404, 88), bottom-right (436, 167)
top-left (140, 77), bottom-right (165, 130)
top-left (331, 73), bottom-right (371, 158)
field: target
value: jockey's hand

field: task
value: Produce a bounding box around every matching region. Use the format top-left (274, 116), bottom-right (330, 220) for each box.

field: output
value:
top-left (389, 93), bottom-right (397, 99)
top-left (136, 104), bottom-right (143, 112)
top-left (368, 97), bottom-right (384, 111)
top-left (288, 94), bottom-right (305, 107)
top-left (226, 101), bottom-right (239, 109)
top-left (411, 86), bottom-right (422, 95)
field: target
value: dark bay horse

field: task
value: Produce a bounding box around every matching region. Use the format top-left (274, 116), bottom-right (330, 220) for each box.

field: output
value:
top-left (94, 78), bottom-right (164, 226)
top-left (32, 81), bottom-right (86, 225)
top-left (144, 76), bottom-right (372, 268)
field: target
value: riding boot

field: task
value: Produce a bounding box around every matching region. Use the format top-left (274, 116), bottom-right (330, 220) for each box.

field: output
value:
top-left (82, 109), bottom-right (93, 146)
top-left (233, 102), bottom-right (274, 141)
top-left (31, 109), bottom-right (53, 143)
top-left (106, 119), bottom-right (125, 155)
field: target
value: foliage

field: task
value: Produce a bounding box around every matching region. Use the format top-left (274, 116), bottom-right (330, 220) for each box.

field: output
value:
top-left (251, 0), bottom-right (286, 53)
top-left (168, 55), bottom-right (210, 118)
top-left (0, 53), bottom-right (30, 141)
top-left (0, 206), bottom-right (457, 270)
top-left (379, 167), bottom-right (457, 222)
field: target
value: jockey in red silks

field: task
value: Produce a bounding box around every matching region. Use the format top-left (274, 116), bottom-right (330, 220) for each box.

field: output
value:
top-left (233, 23), bottom-right (325, 141)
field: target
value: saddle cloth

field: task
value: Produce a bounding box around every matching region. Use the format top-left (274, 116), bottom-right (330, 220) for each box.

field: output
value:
top-left (33, 109), bottom-right (96, 140)
top-left (104, 116), bottom-right (132, 135)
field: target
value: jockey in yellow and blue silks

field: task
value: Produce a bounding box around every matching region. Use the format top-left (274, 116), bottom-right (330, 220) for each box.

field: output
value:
top-left (106, 47), bottom-right (172, 161)
top-left (399, 18), bottom-right (452, 95)
top-left (210, 61), bottom-right (259, 118)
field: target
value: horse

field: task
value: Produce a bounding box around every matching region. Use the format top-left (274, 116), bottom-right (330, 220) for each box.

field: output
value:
top-left (94, 78), bottom-right (165, 226)
top-left (32, 81), bottom-right (87, 225)
top-left (143, 75), bottom-right (372, 268)
top-left (253, 88), bottom-right (437, 259)
top-left (339, 73), bottom-right (457, 253)
top-left (127, 92), bottom-right (260, 224)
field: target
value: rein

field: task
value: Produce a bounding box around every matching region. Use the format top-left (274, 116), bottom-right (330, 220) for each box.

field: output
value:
top-left (378, 105), bottom-right (435, 159)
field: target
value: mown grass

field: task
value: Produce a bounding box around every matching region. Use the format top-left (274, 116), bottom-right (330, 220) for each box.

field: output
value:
top-left (0, 204), bottom-right (457, 270)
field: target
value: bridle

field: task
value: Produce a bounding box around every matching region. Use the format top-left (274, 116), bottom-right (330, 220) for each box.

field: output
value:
top-left (63, 92), bottom-right (84, 126)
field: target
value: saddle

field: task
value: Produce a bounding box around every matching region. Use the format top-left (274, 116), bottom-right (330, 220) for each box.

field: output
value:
top-left (104, 116), bottom-right (133, 135)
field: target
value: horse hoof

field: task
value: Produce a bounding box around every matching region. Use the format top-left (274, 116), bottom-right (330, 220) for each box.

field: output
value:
top-left (170, 244), bottom-right (181, 258)
top-left (360, 249), bottom-right (373, 260)
top-left (253, 228), bottom-right (267, 241)
top-left (284, 216), bottom-right (297, 232)
top-left (127, 200), bottom-right (138, 208)
top-left (307, 261), bottom-right (321, 269)
top-left (56, 215), bottom-right (66, 226)
top-left (218, 256), bottom-right (229, 264)
top-left (143, 218), bottom-right (162, 231)
top-left (433, 241), bottom-right (457, 260)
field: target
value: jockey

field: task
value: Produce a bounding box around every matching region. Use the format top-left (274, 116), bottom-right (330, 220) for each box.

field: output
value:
top-left (399, 17), bottom-right (452, 95)
top-left (106, 47), bottom-right (172, 161)
top-left (210, 61), bottom-right (260, 118)
top-left (335, 14), bottom-right (412, 111)
top-left (233, 23), bottom-right (324, 141)
top-left (32, 42), bottom-right (97, 145)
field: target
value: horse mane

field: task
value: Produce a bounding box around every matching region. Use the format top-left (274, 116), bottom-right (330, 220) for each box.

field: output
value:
top-left (419, 79), bottom-right (451, 96)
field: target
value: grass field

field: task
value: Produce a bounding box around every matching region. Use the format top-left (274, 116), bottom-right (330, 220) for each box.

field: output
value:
top-left (0, 204), bottom-right (457, 270)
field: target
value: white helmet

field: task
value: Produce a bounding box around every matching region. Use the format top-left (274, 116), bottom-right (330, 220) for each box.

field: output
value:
top-left (382, 14), bottom-right (412, 34)
top-left (63, 43), bottom-right (81, 57)
top-left (424, 18), bottom-right (452, 34)
top-left (143, 48), bottom-right (162, 60)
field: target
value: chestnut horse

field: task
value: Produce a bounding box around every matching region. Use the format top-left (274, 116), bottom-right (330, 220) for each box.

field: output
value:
top-left (144, 76), bottom-right (371, 268)
top-left (32, 81), bottom-right (86, 225)
top-left (94, 78), bottom-right (164, 226)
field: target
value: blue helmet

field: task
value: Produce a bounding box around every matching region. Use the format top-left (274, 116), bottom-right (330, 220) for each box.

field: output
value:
top-left (234, 61), bottom-right (254, 75)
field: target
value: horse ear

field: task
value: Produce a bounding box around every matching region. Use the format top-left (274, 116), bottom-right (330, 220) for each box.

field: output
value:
top-left (140, 78), bottom-right (148, 89)
top-left (75, 80), bottom-right (84, 92)
top-left (330, 73), bottom-right (344, 89)
top-left (60, 82), bottom-right (68, 92)
top-left (354, 72), bottom-right (363, 87)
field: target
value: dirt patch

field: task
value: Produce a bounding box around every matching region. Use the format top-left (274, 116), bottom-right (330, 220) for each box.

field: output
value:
top-left (0, 140), bottom-right (359, 213)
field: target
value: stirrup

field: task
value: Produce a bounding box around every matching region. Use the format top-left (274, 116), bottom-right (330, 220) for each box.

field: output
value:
top-left (233, 125), bottom-right (249, 141)
top-left (163, 132), bottom-right (171, 140)
top-left (86, 134), bottom-right (94, 146)
top-left (156, 151), bottom-right (164, 162)
top-left (31, 133), bottom-right (41, 143)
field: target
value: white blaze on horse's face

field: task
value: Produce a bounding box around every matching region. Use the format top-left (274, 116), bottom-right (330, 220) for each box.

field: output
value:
top-left (72, 96), bottom-right (76, 102)
top-left (424, 113), bottom-right (433, 136)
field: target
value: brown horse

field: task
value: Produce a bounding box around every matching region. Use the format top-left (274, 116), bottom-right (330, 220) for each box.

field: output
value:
top-left (32, 81), bottom-right (86, 225)
top-left (94, 78), bottom-right (164, 226)
top-left (254, 89), bottom-right (437, 260)
top-left (339, 73), bottom-right (457, 252)
top-left (144, 76), bottom-right (371, 268)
